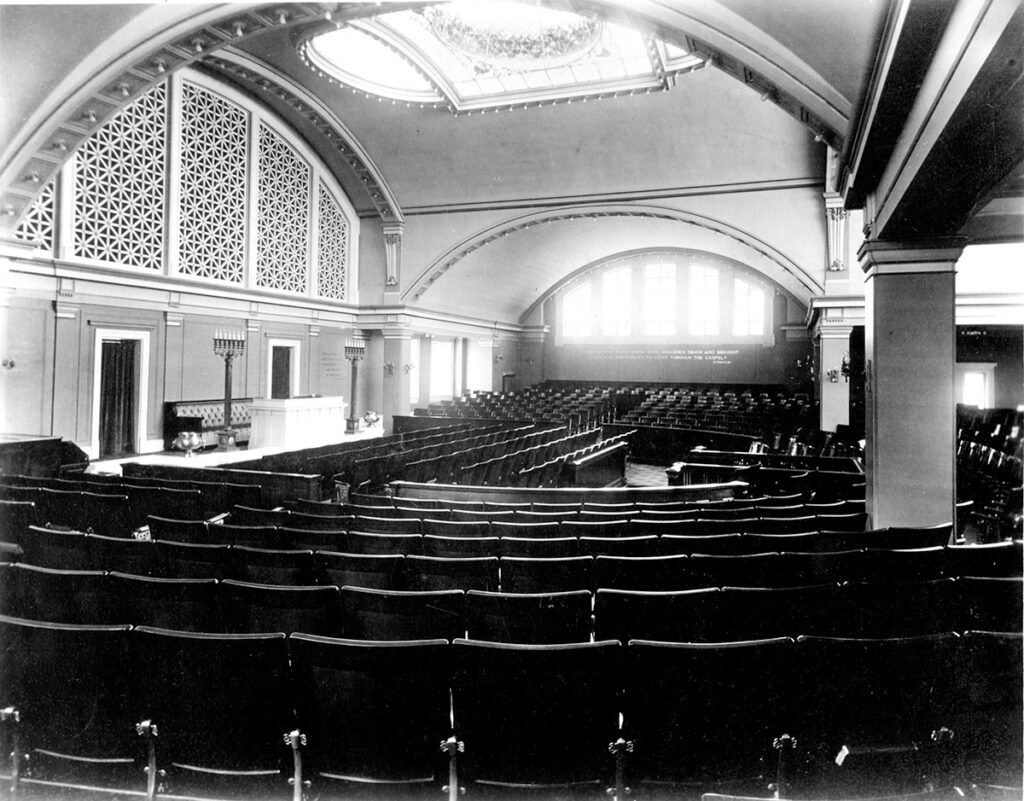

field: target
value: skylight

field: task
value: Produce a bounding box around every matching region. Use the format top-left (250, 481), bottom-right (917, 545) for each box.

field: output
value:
top-left (304, 1), bottom-right (704, 112)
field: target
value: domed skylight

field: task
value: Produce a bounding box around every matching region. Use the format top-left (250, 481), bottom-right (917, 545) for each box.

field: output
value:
top-left (304, 1), bottom-right (704, 112)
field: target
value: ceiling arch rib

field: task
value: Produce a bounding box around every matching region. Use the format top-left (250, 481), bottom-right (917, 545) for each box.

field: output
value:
top-left (404, 204), bottom-right (822, 324)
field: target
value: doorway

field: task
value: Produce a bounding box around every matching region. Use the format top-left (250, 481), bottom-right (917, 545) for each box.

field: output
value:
top-left (99, 340), bottom-right (138, 457)
top-left (271, 346), bottom-right (292, 399)
top-left (266, 339), bottom-right (300, 400)
top-left (91, 328), bottom-right (150, 460)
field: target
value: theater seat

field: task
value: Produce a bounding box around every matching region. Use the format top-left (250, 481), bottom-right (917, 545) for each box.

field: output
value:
top-left (465, 589), bottom-right (592, 643)
top-left (0, 614), bottom-right (141, 794)
top-left (626, 638), bottom-right (796, 793)
top-left (338, 586), bottom-right (465, 640)
top-left (451, 639), bottom-right (621, 791)
top-left (793, 633), bottom-right (961, 798)
top-left (131, 626), bottom-right (297, 798)
top-left (289, 634), bottom-right (452, 788)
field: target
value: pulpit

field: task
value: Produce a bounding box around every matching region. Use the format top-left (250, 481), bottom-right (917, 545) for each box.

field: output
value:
top-left (248, 396), bottom-right (348, 449)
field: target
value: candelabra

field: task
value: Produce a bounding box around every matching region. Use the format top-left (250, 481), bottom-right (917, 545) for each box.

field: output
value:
top-left (344, 338), bottom-right (366, 434)
top-left (213, 329), bottom-right (246, 449)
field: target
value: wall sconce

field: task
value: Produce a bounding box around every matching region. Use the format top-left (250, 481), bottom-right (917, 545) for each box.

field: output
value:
top-left (1, 358), bottom-right (14, 370)
top-left (826, 368), bottom-right (840, 383)
top-left (841, 353), bottom-right (851, 382)
top-left (494, 351), bottom-right (504, 363)
top-left (403, 364), bottom-right (415, 374)
top-left (383, 361), bottom-right (396, 375)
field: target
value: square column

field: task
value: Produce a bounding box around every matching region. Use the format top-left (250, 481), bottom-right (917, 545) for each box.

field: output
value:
top-left (818, 323), bottom-right (852, 432)
top-left (382, 328), bottom-right (411, 433)
top-left (859, 239), bottom-right (962, 530)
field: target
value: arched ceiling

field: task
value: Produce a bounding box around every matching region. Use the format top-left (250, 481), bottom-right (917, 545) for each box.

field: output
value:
top-left (403, 206), bottom-right (822, 324)
top-left (1, 1), bottom-right (1020, 328)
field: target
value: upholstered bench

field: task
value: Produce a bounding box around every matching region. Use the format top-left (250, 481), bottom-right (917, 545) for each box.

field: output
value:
top-left (163, 399), bottom-right (253, 450)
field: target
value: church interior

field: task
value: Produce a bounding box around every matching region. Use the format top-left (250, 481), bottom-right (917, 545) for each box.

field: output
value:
top-left (0, 1), bottom-right (1022, 799)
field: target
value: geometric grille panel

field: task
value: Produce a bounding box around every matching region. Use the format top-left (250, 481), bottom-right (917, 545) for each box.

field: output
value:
top-left (15, 178), bottom-right (55, 252)
top-left (257, 123), bottom-right (309, 293)
top-left (177, 82), bottom-right (249, 283)
top-left (317, 181), bottom-right (348, 300)
top-left (73, 83), bottom-right (167, 270)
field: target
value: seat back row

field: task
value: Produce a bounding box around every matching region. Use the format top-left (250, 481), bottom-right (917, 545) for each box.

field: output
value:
top-left (2, 564), bottom-right (1018, 640)
top-left (8, 525), bottom-right (1021, 587)
top-left (4, 617), bottom-right (1014, 799)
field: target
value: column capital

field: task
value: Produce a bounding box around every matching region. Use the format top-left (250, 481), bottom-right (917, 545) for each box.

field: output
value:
top-left (246, 319), bottom-right (262, 334)
top-left (54, 301), bottom-right (79, 319)
top-left (858, 237), bottom-right (966, 277)
top-left (381, 222), bottom-right (404, 288)
top-left (165, 311), bottom-right (185, 327)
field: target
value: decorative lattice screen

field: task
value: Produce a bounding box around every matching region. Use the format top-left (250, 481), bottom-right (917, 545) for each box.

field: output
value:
top-left (176, 82), bottom-right (249, 283)
top-left (317, 181), bottom-right (348, 300)
top-left (73, 84), bottom-right (167, 270)
top-left (15, 179), bottom-right (55, 252)
top-left (256, 123), bottom-right (310, 293)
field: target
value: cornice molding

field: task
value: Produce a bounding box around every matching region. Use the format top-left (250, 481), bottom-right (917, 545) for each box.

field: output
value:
top-left (400, 177), bottom-right (822, 217)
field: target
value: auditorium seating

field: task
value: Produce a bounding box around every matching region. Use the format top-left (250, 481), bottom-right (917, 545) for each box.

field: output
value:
top-left (288, 635), bottom-right (452, 790)
top-left (450, 639), bottom-right (622, 792)
top-left (1, 450), bottom-right (1020, 800)
top-left (625, 637), bottom-right (796, 792)
top-left (1, 613), bottom-right (1020, 799)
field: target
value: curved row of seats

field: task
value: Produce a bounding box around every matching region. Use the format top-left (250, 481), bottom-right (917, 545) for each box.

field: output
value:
top-left (4, 616), bottom-right (1014, 800)
top-left (2, 560), bottom-right (1019, 640)
top-left (9, 523), bottom-right (1020, 588)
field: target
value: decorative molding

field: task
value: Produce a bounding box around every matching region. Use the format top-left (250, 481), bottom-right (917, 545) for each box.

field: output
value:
top-left (308, 324), bottom-right (321, 337)
top-left (205, 50), bottom-right (404, 223)
top-left (54, 301), bottom-right (80, 319)
top-left (400, 177), bottom-right (822, 217)
top-left (382, 221), bottom-right (404, 287)
top-left (406, 204), bottom-right (823, 309)
top-left (859, 237), bottom-right (965, 277)
top-left (824, 192), bottom-right (849, 271)
top-left (165, 311), bottom-right (185, 327)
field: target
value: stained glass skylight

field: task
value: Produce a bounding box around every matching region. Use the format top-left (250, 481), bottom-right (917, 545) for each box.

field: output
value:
top-left (304, 1), bottom-right (703, 111)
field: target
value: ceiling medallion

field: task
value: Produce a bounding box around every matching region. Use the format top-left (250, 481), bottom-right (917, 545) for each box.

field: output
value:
top-left (422, 3), bottom-right (602, 71)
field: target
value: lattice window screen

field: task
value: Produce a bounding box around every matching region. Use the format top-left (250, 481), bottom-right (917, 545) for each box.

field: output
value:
top-left (317, 181), bottom-right (348, 300)
top-left (73, 83), bottom-right (167, 270)
top-left (177, 82), bottom-right (249, 283)
top-left (257, 123), bottom-right (310, 293)
top-left (15, 179), bottom-right (55, 252)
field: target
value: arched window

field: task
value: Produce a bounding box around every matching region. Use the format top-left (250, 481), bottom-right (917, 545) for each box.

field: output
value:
top-left (562, 281), bottom-right (592, 338)
top-left (557, 251), bottom-right (772, 344)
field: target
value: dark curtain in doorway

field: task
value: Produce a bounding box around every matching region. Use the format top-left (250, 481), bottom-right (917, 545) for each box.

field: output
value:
top-left (99, 339), bottom-right (137, 458)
